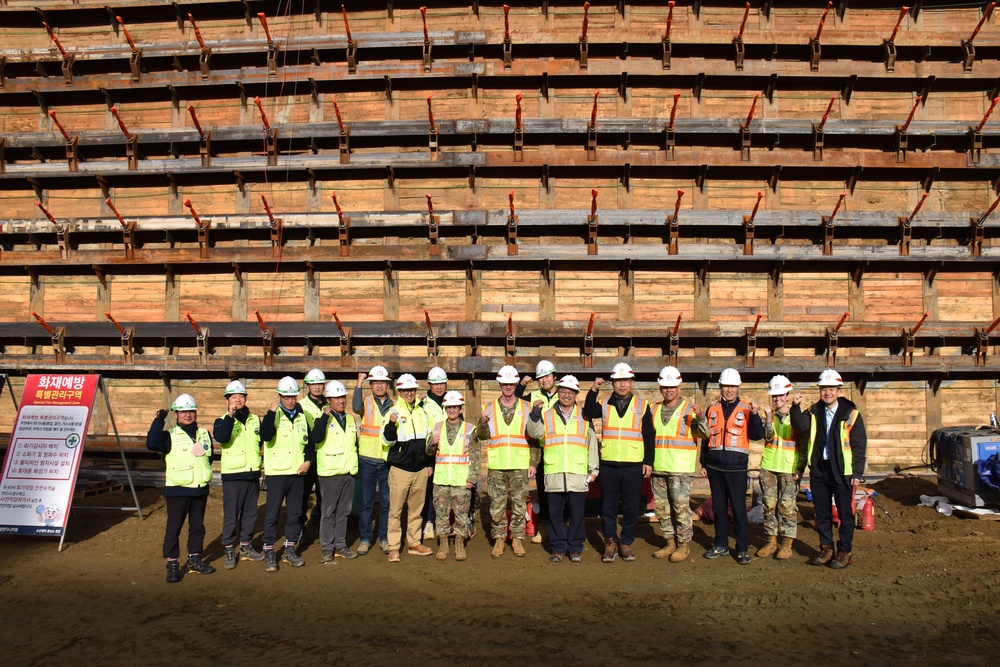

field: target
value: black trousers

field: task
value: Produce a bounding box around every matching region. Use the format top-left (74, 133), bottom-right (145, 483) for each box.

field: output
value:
top-left (299, 463), bottom-right (321, 526)
top-left (163, 495), bottom-right (207, 559)
top-left (707, 468), bottom-right (749, 552)
top-left (547, 491), bottom-right (586, 554)
top-left (221, 479), bottom-right (260, 547)
top-left (535, 457), bottom-right (549, 523)
top-left (811, 459), bottom-right (856, 553)
top-left (599, 463), bottom-right (643, 545)
top-left (262, 475), bottom-right (304, 547)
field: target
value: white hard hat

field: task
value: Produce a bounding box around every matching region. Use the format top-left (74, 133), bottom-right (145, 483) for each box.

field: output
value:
top-left (496, 365), bottom-right (520, 384)
top-left (719, 368), bottom-right (742, 386)
top-left (427, 366), bottom-right (448, 384)
top-left (224, 380), bottom-right (247, 396)
top-left (395, 373), bottom-right (420, 390)
top-left (610, 362), bottom-right (634, 380)
top-left (171, 393), bottom-right (198, 411)
top-left (368, 365), bottom-right (391, 382)
top-left (768, 375), bottom-right (794, 396)
top-left (657, 366), bottom-right (683, 387)
top-left (276, 376), bottom-right (300, 396)
top-left (304, 368), bottom-right (326, 385)
top-left (324, 380), bottom-right (348, 398)
top-left (557, 375), bottom-right (581, 392)
top-left (817, 369), bottom-right (844, 387)
top-left (442, 390), bottom-right (465, 407)
top-left (535, 360), bottom-right (556, 378)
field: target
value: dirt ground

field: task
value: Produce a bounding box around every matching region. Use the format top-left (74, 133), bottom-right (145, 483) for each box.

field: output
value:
top-left (1, 475), bottom-right (999, 666)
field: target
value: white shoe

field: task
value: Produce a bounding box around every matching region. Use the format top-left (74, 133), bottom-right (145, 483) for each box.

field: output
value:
top-left (422, 521), bottom-right (435, 541)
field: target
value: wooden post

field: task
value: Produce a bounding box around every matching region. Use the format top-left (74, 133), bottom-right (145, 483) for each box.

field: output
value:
top-left (384, 264), bottom-right (399, 358)
top-left (539, 268), bottom-right (556, 357)
top-left (304, 271), bottom-right (320, 322)
top-left (925, 379), bottom-right (942, 437)
top-left (231, 271), bottom-right (247, 359)
top-left (768, 270), bottom-right (784, 356)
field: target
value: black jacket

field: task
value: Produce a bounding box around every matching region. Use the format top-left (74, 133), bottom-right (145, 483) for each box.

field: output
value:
top-left (791, 397), bottom-right (867, 482)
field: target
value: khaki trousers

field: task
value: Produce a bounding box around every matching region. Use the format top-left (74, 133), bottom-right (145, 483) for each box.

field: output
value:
top-left (387, 467), bottom-right (429, 551)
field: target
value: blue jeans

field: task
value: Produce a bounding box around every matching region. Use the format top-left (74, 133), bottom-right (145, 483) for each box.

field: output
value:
top-left (359, 456), bottom-right (389, 543)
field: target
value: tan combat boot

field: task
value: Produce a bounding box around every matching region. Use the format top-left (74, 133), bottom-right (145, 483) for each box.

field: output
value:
top-left (669, 541), bottom-right (690, 562)
top-left (512, 537), bottom-right (526, 557)
top-left (652, 538), bottom-right (677, 560)
top-left (756, 536), bottom-right (778, 558)
top-left (775, 537), bottom-right (794, 560)
top-left (436, 536), bottom-right (449, 561)
top-left (530, 525), bottom-right (547, 544)
top-left (491, 539), bottom-right (505, 558)
top-left (454, 538), bottom-right (467, 561)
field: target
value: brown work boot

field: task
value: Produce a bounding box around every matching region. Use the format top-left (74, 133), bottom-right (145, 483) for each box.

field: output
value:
top-left (408, 544), bottom-right (433, 556)
top-left (756, 536), bottom-right (778, 558)
top-left (652, 538), bottom-right (677, 560)
top-left (436, 536), bottom-right (449, 561)
top-left (454, 538), bottom-right (467, 561)
top-left (512, 537), bottom-right (526, 557)
top-left (669, 541), bottom-right (690, 562)
top-left (387, 549), bottom-right (401, 563)
top-left (601, 537), bottom-right (618, 563)
top-left (828, 550), bottom-right (852, 569)
top-left (775, 537), bottom-right (794, 560)
top-left (809, 544), bottom-right (834, 566)
top-left (619, 543), bottom-right (636, 562)
top-left (491, 539), bottom-right (505, 558)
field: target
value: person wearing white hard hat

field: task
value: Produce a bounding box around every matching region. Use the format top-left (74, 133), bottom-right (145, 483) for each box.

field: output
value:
top-left (756, 375), bottom-right (808, 560)
top-left (146, 393), bottom-right (215, 582)
top-left (425, 390), bottom-right (482, 560)
top-left (419, 367), bottom-right (450, 542)
top-left (649, 367), bottom-right (709, 563)
top-left (526, 375), bottom-right (599, 563)
top-left (258, 376), bottom-right (314, 572)
top-left (701, 368), bottom-right (765, 565)
top-left (791, 369), bottom-right (867, 570)
top-left (481, 364), bottom-right (537, 558)
top-left (308, 380), bottom-right (359, 563)
top-left (298, 369), bottom-right (328, 532)
top-left (383, 373), bottom-right (434, 562)
top-left (515, 359), bottom-right (559, 544)
top-left (352, 365), bottom-right (394, 555)
top-left (584, 361), bottom-right (655, 563)
top-left (213, 380), bottom-right (264, 570)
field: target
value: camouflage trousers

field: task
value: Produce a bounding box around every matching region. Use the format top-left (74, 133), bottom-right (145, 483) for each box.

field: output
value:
top-left (651, 473), bottom-right (694, 544)
top-left (432, 484), bottom-right (473, 538)
top-left (759, 469), bottom-right (799, 538)
top-left (487, 469), bottom-right (529, 540)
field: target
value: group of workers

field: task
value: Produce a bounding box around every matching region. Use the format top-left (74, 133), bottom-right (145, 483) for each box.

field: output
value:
top-left (148, 359), bottom-right (867, 583)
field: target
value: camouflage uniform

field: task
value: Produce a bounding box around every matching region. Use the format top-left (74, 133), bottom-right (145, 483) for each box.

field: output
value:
top-left (651, 474), bottom-right (694, 543)
top-left (428, 420), bottom-right (481, 538)
top-left (759, 470), bottom-right (799, 538)
top-left (485, 402), bottom-right (537, 540)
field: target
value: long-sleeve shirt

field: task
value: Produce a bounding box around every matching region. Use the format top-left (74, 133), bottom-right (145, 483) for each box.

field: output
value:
top-left (146, 417), bottom-right (211, 498)
top-left (352, 387), bottom-right (393, 416)
top-left (527, 403), bottom-right (600, 492)
top-left (583, 389), bottom-right (656, 467)
top-left (700, 396), bottom-right (765, 472)
top-left (258, 404), bottom-right (316, 463)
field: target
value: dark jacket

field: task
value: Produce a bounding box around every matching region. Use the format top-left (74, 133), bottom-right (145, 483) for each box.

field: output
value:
top-left (699, 396), bottom-right (765, 472)
top-left (791, 397), bottom-right (867, 482)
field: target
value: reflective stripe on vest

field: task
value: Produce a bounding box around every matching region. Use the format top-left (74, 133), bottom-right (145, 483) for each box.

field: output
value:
top-left (264, 410), bottom-right (309, 473)
top-left (432, 420), bottom-right (475, 487)
top-left (218, 412), bottom-right (261, 475)
top-left (384, 398), bottom-right (428, 445)
top-left (316, 413), bottom-right (358, 477)
top-left (359, 394), bottom-right (389, 460)
top-left (601, 395), bottom-right (648, 462)
top-left (652, 400), bottom-right (698, 474)
top-left (542, 406), bottom-right (589, 476)
top-left (706, 401), bottom-right (751, 453)
top-left (165, 426), bottom-right (213, 488)
top-left (487, 399), bottom-right (529, 470)
top-left (807, 408), bottom-right (857, 476)
top-left (761, 413), bottom-right (799, 474)
top-left (422, 397), bottom-right (446, 427)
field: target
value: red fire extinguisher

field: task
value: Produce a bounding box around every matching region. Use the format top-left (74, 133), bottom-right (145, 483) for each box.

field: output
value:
top-left (860, 494), bottom-right (875, 530)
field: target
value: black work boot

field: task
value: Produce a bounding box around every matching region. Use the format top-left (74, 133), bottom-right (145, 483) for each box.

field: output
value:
top-left (166, 559), bottom-right (181, 583)
top-left (264, 548), bottom-right (278, 573)
top-left (282, 543), bottom-right (305, 567)
top-left (223, 546), bottom-right (238, 570)
top-left (185, 554), bottom-right (216, 575)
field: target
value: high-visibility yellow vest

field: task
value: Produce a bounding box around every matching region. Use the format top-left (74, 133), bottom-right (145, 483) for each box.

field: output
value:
top-left (422, 395), bottom-right (446, 427)
top-left (761, 412), bottom-right (799, 474)
top-left (218, 412), bottom-right (261, 475)
top-left (807, 408), bottom-right (858, 476)
top-left (601, 395), bottom-right (648, 462)
top-left (301, 395), bottom-right (325, 422)
top-left (264, 409), bottom-right (310, 474)
top-left (359, 394), bottom-right (390, 460)
top-left (383, 398), bottom-right (429, 444)
top-left (530, 389), bottom-right (560, 412)
top-left (706, 401), bottom-right (752, 453)
top-left (165, 425), bottom-right (213, 488)
top-left (652, 400), bottom-right (699, 474)
top-left (542, 406), bottom-right (590, 476)
top-left (431, 420), bottom-right (475, 487)
top-left (315, 412), bottom-right (358, 477)
top-left (486, 399), bottom-right (530, 470)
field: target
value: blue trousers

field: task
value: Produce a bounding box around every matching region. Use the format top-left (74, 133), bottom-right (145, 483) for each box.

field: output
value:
top-left (359, 456), bottom-right (390, 543)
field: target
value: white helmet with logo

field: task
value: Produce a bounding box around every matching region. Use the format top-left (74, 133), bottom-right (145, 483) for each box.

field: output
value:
top-left (427, 367), bottom-right (448, 384)
top-left (276, 376), bottom-right (300, 396)
top-left (768, 375), bottom-right (793, 396)
top-left (496, 365), bottom-right (520, 384)
top-left (304, 368), bottom-right (326, 385)
top-left (557, 375), bottom-right (581, 392)
top-left (368, 365), bottom-right (391, 382)
top-left (442, 390), bottom-right (465, 407)
top-left (657, 366), bottom-right (683, 387)
top-left (171, 393), bottom-right (198, 411)
top-left (224, 380), bottom-right (247, 396)
top-left (395, 373), bottom-right (420, 391)
top-left (817, 369), bottom-right (844, 387)
top-left (535, 360), bottom-right (556, 379)
top-left (719, 368), bottom-right (742, 386)
top-left (610, 362), bottom-right (635, 380)
top-left (324, 380), bottom-right (348, 398)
